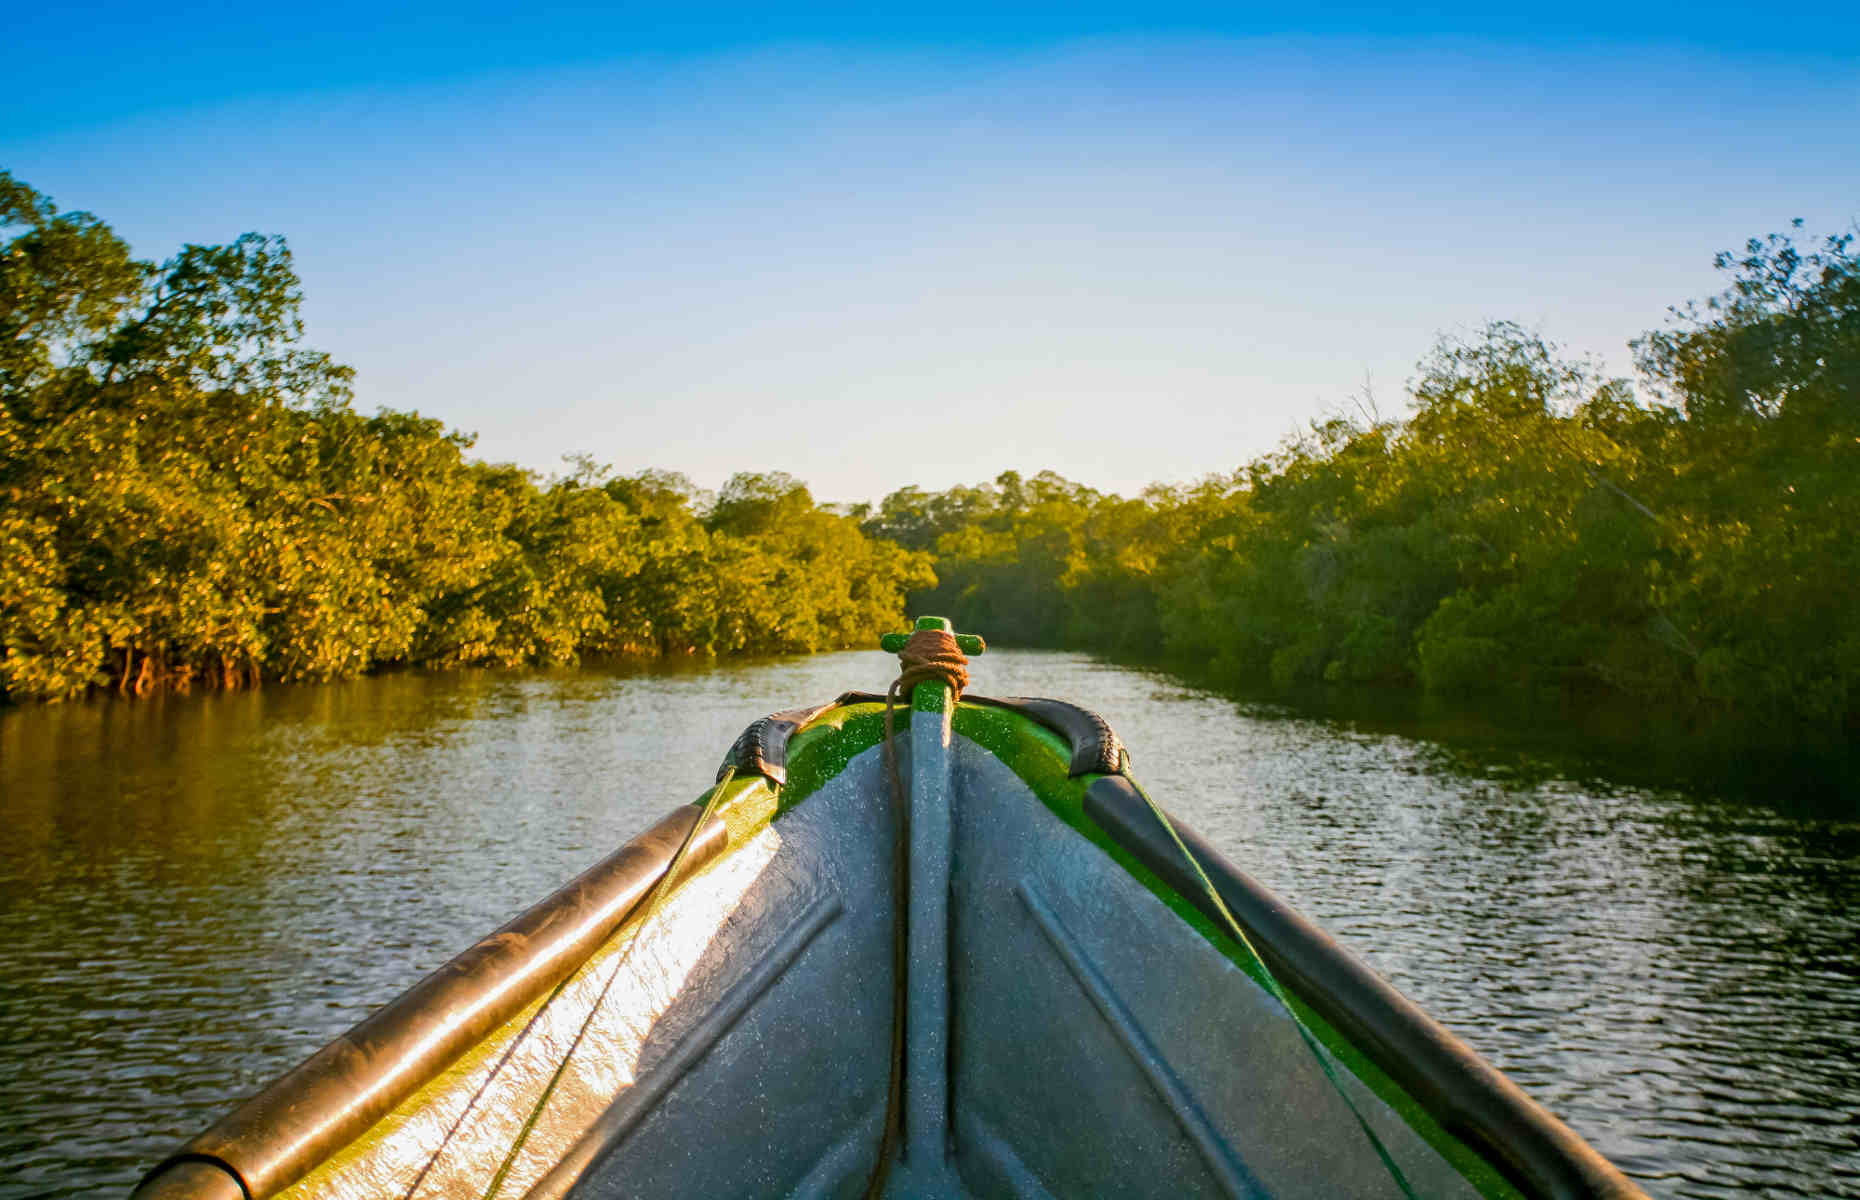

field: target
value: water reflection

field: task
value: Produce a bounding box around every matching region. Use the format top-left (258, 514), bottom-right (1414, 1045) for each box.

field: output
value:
top-left (1, 651), bottom-right (1855, 1197)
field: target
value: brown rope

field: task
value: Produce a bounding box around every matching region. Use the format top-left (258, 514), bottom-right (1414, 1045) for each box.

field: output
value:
top-left (894, 628), bottom-right (972, 699)
top-left (866, 629), bottom-right (970, 1198)
top-left (882, 630), bottom-right (969, 805)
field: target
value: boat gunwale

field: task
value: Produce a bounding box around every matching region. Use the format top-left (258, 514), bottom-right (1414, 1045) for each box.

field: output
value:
top-left (935, 698), bottom-right (1645, 1200)
top-left (1082, 773), bottom-right (1649, 1200)
top-left (132, 805), bottom-right (729, 1200)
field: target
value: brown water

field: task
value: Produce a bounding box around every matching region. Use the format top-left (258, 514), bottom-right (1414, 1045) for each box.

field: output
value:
top-left (1, 650), bottom-right (1855, 1197)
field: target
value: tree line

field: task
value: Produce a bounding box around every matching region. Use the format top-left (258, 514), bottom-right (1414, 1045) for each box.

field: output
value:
top-left (865, 224), bottom-right (1857, 735)
top-left (5, 170), bottom-right (1855, 736)
top-left (0, 172), bottom-right (931, 700)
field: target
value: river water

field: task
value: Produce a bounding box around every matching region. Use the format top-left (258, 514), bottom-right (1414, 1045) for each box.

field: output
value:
top-left (1, 650), bottom-right (1855, 1198)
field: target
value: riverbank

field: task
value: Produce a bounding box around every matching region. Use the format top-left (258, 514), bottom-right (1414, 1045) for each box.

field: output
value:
top-left (9, 172), bottom-right (1856, 736)
top-left (875, 232), bottom-right (1858, 744)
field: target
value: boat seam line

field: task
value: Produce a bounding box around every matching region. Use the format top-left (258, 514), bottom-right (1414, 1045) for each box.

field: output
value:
top-left (1014, 878), bottom-right (1265, 1200)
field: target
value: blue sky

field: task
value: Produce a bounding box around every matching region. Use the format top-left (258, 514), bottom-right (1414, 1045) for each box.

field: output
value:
top-left (9, 5), bottom-right (1859, 502)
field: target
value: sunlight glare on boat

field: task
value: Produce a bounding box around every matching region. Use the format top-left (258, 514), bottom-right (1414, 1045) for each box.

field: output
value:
top-left (281, 828), bottom-right (785, 1200)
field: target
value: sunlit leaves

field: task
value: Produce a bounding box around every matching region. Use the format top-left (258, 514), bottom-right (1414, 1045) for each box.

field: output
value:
top-left (0, 174), bottom-right (931, 701)
top-left (865, 247), bottom-right (1855, 734)
top-left (6, 166), bottom-right (1848, 734)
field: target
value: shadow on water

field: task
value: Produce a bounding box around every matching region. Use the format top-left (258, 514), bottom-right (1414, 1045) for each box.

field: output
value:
top-left (1138, 659), bottom-right (1859, 814)
top-left (1075, 655), bottom-right (1860, 1200)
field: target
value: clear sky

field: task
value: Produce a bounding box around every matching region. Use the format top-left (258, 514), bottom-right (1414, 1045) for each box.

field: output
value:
top-left (8, 4), bottom-right (1858, 503)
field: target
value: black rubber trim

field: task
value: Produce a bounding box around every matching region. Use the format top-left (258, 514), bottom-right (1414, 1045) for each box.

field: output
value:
top-left (718, 700), bottom-right (844, 784)
top-left (129, 1155), bottom-right (248, 1200)
top-left (828, 691), bottom-right (1127, 778)
top-left (1084, 774), bottom-right (1647, 1200)
top-left (133, 804), bottom-right (728, 1200)
top-left (980, 696), bottom-right (1127, 776)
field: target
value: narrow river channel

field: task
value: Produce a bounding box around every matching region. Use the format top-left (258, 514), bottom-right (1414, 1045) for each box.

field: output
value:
top-left (2, 650), bottom-right (1855, 1198)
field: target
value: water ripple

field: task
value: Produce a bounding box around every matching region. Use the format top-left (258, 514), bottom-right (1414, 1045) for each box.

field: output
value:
top-left (2, 651), bottom-right (1855, 1197)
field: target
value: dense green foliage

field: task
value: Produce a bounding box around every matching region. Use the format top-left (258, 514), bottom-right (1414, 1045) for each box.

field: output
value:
top-left (864, 225), bottom-right (1858, 734)
top-left (6, 170), bottom-right (1853, 735)
top-left (0, 175), bottom-right (931, 700)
